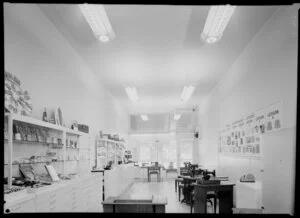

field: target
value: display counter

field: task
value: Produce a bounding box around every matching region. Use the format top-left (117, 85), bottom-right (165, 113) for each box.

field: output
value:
top-left (4, 173), bottom-right (103, 213)
top-left (104, 163), bottom-right (138, 197)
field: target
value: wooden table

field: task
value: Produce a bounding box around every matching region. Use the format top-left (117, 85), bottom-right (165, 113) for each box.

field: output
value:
top-left (193, 182), bottom-right (235, 214)
top-left (102, 195), bottom-right (167, 213)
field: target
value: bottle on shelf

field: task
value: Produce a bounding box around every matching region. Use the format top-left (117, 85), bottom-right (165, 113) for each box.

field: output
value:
top-left (42, 108), bottom-right (48, 122)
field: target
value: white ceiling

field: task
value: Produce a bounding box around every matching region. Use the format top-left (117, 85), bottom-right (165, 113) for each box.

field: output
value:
top-left (38, 4), bottom-right (280, 114)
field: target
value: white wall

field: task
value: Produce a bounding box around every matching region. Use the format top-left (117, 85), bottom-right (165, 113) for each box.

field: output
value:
top-left (4, 3), bottom-right (129, 167)
top-left (198, 4), bottom-right (297, 184)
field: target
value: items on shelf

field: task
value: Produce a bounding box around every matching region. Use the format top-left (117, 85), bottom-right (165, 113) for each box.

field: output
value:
top-left (4, 185), bottom-right (24, 195)
top-left (42, 108), bottom-right (48, 122)
top-left (5, 70), bottom-right (32, 116)
top-left (4, 121), bottom-right (8, 139)
top-left (55, 107), bottom-right (63, 126)
top-left (71, 121), bottom-right (78, 131)
top-left (19, 164), bottom-right (35, 181)
top-left (78, 124), bottom-right (89, 133)
top-left (45, 164), bottom-right (60, 181)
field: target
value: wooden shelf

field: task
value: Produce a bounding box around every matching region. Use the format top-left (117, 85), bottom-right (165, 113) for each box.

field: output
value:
top-left (66, 147), bottom-right (79, 150)
top-left (5, 113), bottom-right (91, 190)
top-left (9, 113), bottom-right (86, 136)
top-left (11, 114), bottom-right (65, 132)
top-left (4, 159), bottom-right (91, 165)
top-left (4, 139), bottom-right (64, 147)
top-left (5, 160), bottom-right (64, 165)
top-left (98, 138), bottom-right (125, 144)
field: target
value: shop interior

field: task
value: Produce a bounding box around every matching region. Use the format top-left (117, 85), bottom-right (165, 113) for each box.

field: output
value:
top-left (3, 2), bottom-right (298, 214)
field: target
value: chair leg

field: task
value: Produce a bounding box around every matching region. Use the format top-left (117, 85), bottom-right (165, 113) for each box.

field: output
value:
top-left (190, 198), bottom-right (193, 213)
top-left (175, 180), bottom-right (177, 192)
top-left (179, 188), bottom-right (181, 201)
top-left (207, 199), bottom-right (213, 213)
top-left (214, 197), bottom-right (217, 214)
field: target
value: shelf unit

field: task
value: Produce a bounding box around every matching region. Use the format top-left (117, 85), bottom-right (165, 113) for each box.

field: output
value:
top-left (95, 136), bottom-right (126, 168)
top-left (4, 113), bottom-right (89, 189)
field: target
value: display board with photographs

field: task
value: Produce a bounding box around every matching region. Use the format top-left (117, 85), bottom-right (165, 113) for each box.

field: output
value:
top-left (218, 101), bottom-right (282, 158)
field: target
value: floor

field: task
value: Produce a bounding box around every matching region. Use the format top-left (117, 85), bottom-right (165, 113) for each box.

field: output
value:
top-left (120, 177), bottom-right (216, 213)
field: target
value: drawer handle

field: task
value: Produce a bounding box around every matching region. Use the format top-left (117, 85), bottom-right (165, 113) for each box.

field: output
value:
top-left (5, 209), bottom-right (10, 213)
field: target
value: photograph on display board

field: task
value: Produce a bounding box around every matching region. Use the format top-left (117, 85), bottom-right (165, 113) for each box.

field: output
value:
top-left (264, 101), bottom-right (282, 133)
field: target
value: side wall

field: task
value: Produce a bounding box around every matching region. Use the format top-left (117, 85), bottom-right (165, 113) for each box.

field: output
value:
top-left (198, 5), bottom-right (297, 185)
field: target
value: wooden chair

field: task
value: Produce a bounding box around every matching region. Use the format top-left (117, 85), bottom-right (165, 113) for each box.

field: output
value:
top-left (190, 179), bottom-right (220, 213)
top-left (148, 166), bottom-right (161, 182)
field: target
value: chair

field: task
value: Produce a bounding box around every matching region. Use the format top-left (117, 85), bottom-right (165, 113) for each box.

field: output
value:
top-left (190, 178), bottom-right (220, 213)
top-left (166, 162), bottom-right (177, 175)
top-left (151, 162), bottom-right (158, 166)
top-left (148, 166), bottom-right (160, 182)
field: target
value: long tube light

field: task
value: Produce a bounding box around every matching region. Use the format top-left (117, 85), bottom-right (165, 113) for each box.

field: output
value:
top-left (79, 4), bottom-right (115, 42)
top-left (180, 86), bottom-right (195, 102)
top-left (201, 5), bottom-right (236, 44)
top-left (141, 114), bottom-right (149, 121)
top-left (125, 87), bottom-right (139, 102)
top-left (174, 114), bottom-right (181, 121)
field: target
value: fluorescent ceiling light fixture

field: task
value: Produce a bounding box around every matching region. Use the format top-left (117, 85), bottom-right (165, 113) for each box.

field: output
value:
top-left (201, 5), bottom-right (236, 44)
top-left (125, 87), bottom-right (139, 102)
top-left (79, 4), bottom-right (115, 42)
top-left (180, 86), bottom-right (195, 102)
top-left (141, 114), bottom-right (149, 121)
top-left (174, 114), bottom-right (181, 121)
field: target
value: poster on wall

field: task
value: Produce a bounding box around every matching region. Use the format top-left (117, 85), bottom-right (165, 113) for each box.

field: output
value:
top-left (218, 101), bottom-right (282, 158)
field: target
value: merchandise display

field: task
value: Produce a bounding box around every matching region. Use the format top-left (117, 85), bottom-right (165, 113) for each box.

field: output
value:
top-left (78, 124), bottom-right (89, 133)
top-left (45, 164), bottom-right (60, 181)
top-left (95, 131), bottom-right (126, 168)
top-left (4, 111), bottom-right (90, 192)
top-left (5, 71), bottom-right (32, 115)
top-left (55, 107), bottom-right (63, 126)
top-left (42, 108), bottom-right (48, 122)
top-left (19, 164), bottom-right (35, 180)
